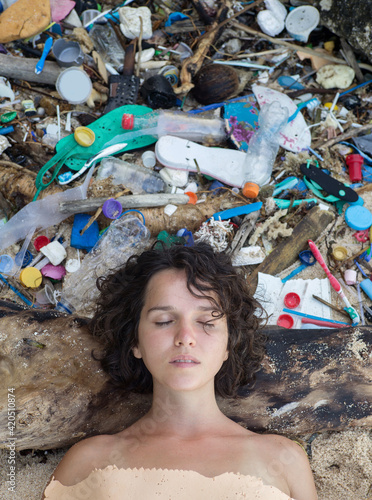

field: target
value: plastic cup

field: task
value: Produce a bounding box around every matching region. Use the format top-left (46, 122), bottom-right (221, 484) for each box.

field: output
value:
top-left (141, 150), bottom-right (156, 168)
top-left (285, 5), bottom-right (320, 43)
top-left (284, 292), bottom-right (301, 309)
top-left (81, 9), bottom-right (107, 28)
top-left (52, 39), bottom-right (85, 68)
top-left (344, 269), bottom-right (357, 285)
top-left (345, 154), bottom-right (363, 183)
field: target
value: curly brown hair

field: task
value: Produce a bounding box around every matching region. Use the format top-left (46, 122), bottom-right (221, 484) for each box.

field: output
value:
top-left (90, 242), bottom-right (267, 398)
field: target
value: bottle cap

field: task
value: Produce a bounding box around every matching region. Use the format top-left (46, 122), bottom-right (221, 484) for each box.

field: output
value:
top-left (345, 205), bottom-right (372, 231)
top-left (0, 254), bottom-right (14, 273)
top-left (34, 235), bottom-right (50, 251)
top-left (56, 67), bottom-right (92, 105)
top-left (141, 150), bottom-right (156, 168)
top-left (242, 182), bottom-right (260, 198)
top-left (0, 111), bottom-right (17, 124)
top-left (186, 192), bottom-right (197, 205)
top-left (277, 314), bottom-right (294, 329)
top-left (15, 249), bottom-right (33, 268)
top-left (284, 292), bottom-right (301, 309)
top-left (74, 126), bottom-right (95, 147)
top-left (122, 113), bottom-right (134, 130)
top-left (19, 267), bottom-right (42, 288)
top-left (102, 198), bottom-right (123, 219)
top-left (332, 246), bottom-right (348, 261)
top-left (344, 269), bottom-right (357, 285)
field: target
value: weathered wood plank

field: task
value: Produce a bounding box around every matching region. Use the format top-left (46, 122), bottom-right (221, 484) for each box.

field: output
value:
top-left (0, 302), bottom-right (370, 450)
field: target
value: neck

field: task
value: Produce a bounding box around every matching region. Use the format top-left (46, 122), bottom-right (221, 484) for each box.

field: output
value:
top-left (144, 384), bottom-right (229, 439)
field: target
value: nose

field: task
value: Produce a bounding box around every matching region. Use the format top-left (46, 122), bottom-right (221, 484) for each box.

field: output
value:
top-left (174, 320), bottom-right (196, 347)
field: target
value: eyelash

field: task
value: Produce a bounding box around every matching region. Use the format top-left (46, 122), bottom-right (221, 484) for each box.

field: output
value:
top-left (155, 321), bottom-right (215, 328)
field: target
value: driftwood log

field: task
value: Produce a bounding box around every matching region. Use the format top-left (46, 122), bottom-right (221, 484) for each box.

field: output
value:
top-left (0, 301), bottom-right (370, 451)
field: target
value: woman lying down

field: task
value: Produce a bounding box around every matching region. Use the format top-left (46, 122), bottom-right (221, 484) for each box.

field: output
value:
top-left (43, 242), bottom-right (317, 500)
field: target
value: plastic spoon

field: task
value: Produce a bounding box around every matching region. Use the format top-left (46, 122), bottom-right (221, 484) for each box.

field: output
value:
top-left (308, 239), bottom-right (360, 324)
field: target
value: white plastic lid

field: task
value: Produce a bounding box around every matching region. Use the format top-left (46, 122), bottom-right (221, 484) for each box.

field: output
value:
top-left (56, 68), bottom-right (92, 104)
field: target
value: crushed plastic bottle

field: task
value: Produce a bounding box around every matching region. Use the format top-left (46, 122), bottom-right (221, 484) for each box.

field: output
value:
top-left (241, 100), bottom-right (289, 198)
top-left (97, 157), bottom-right (167, 194)
top-left (56, 215), bottom-right (150, 316)
top-left (88, 23), bottom-right (125, 71)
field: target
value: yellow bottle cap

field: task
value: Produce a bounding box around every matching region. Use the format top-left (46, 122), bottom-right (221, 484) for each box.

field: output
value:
top-left (74, 126), bottom-right (95, 147)
top-left (324, 102), bottom-right (339, 111)
top-left (332, 246), bottom-right (347, 261)
top-left (19, 267), bottom-right (42, 288)
top-left (242, 182), bottom-right (260, 198)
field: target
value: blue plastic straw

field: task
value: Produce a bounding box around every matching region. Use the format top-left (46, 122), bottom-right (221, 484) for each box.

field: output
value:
top-left (0, 273), bottom-right (33, 307)
top-left (282, 308), bottom-right (350, 325)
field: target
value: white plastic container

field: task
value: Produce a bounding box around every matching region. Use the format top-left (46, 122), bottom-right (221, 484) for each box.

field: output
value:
top-left (285, 6), bottom-right (320, 43)
top-left (56, 67), bottom-right (92, 104)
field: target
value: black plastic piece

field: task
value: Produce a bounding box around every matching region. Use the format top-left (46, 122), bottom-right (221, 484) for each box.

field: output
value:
top-left (140, 75), bottom-right (177, 109)
top-left (300, 163), bottom-right (359, 202)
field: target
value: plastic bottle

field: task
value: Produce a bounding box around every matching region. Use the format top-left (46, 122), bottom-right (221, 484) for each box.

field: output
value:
top-left (88, 23), bottom-right (124, 71)
top-left (96, 157), bottom-right (167, 194)
top-left (56, 215), bottom-right (150, 316)
top-left (241, 101), bottom-right (289, 198)
top-left (121, 110), bottom-right (227, 145)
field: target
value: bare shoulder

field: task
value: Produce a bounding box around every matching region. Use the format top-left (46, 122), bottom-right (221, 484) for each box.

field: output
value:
top-left (250, 433), bottom-right (318, 500)
top-left (49, 434), bottom-right (119, 487)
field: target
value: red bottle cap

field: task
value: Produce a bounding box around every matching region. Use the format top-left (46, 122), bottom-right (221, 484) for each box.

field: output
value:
top-left (34, 235), bottom-right (50, 251)
top-left (277, 314), bottom-right (294, 329)
top-left (345, 154), bottom-right (363, 183)
top-left (284, 292), bottom-right (301, 309)
top-left (121, 113), bottom-right (134, 130)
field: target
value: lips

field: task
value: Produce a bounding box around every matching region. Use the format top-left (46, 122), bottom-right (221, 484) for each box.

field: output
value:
top-left (170, 355), bottom-right (200, 364)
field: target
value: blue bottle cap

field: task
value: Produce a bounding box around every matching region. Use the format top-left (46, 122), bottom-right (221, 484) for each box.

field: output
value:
top-left (15, 249), bottom-right (33, 268)
top-left (0, 254), bottom-right (14, 273)
top-left (345, 205), bottom-right (372, 230)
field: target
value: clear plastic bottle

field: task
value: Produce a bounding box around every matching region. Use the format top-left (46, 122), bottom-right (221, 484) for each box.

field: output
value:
top-left (121, 110), bottom-right (226, 145)
top-left (88, 23), bottom-right (125, 71)
top-left (57, 215), bottom-right (150, 316)
top-left (241, 101), bottom-right (288, 198)
top-left (97, 157), bottom-right (167, 194)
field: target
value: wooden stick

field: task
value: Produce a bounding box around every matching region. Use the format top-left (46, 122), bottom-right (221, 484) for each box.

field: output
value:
top-left (313, 123), bottom-right (372, 150)
top-left (0, 53), bottom-right (62, 85)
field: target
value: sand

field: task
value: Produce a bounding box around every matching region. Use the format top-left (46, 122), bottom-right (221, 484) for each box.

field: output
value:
top-left (1, 429), bottom-right (371, 499)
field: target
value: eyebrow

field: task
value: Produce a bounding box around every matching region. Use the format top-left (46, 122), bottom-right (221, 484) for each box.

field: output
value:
top-left (146, 305), bottom-right (217, 314)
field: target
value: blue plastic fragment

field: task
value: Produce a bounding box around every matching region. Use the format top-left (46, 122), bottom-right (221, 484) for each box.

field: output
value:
top-left (70, 213), bottom-right (99, 252)
top-left (210, 202), bottom-right (262, 221)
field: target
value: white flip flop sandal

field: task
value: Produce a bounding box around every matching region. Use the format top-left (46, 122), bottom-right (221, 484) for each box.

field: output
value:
top-left (155, 135), bottom-right (246, 187)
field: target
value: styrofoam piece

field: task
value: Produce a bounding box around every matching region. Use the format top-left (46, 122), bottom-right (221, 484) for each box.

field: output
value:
top-left (164, 204), bottom-right (178, 216)
top-left (232, 246), bottom-right (266, 266)
top-left (159, 167), bottom-right (189, 188)
top-left (252, 84), bottom-right (311, 152)
top-left (254, 272), bottom-right (331, 329)
top-left (119, 6), bottom-right (152, 40)
top-left (156, 136), bottom-right (246, 188)
top-left (285, 5), bottom-right (320, 43)
top-left (40, 240), bottom-right (67, 266)
top-left (257, 10), bottom-right (285, 37)
top-left (265, 0), bottom-right (287, 21)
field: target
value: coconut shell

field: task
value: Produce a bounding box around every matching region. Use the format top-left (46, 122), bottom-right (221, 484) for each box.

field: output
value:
top-left (192, 64), bottom-right (240, 105)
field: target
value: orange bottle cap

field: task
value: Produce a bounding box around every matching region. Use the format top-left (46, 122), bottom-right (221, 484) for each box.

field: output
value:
top-left (186, 191), bottom-right (197, 204)
top-left (19, 267), bottom-right (42, 289)
top-left (242, 182), bottom-right (259, 198)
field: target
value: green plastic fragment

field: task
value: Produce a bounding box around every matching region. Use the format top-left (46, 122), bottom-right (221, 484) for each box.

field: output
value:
top-left (0, 111), bottom-right (17, 124)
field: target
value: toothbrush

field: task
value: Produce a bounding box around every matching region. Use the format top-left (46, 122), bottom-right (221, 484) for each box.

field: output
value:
top-left (308, 240), bottom-right (360, 324)
top-left (35, 37), bottom-right (53, 75)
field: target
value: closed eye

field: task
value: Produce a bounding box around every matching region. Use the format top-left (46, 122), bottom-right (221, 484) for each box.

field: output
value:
top-left (155, 321), bottom-right (173, 326)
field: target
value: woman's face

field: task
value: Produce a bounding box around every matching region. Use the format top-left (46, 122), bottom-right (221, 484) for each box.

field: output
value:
top-left (133, 268), bottom-right (229, 394)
